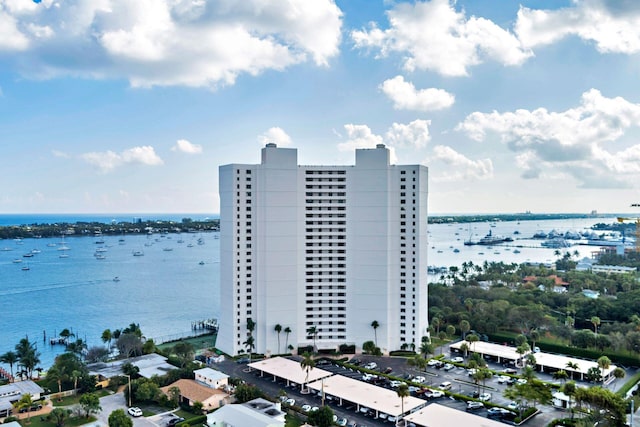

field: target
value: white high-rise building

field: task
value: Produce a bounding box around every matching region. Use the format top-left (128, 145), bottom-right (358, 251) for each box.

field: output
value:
top-left (217, 143), bottom-right (428, 356)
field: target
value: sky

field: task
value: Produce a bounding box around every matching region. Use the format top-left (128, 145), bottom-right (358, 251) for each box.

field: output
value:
top-left (2, 0), bottom-right (640, 215)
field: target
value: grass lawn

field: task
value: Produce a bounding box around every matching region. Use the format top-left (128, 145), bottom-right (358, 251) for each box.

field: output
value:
top-left (156, 334), bottom-right (216, 352)
top-left (51, 390), bottom-right (110, 407)
top-left (17, 415), bottom-right (96, 427)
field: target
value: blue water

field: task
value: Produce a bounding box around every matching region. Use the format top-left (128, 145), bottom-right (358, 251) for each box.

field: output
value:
top-left (0, 213), bottom-right (218, 227)
top-left (0, 222), bottom-right (219, 370)
top-left (0, 214), bottom-right (620, 373)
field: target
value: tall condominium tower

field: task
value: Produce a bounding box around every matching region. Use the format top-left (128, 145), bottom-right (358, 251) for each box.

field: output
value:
top-left (217, 143), bottom-right (428, 356)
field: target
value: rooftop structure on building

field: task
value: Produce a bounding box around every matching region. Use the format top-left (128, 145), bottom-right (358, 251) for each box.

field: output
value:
top-left (217, 143), bottom-right (429, 356)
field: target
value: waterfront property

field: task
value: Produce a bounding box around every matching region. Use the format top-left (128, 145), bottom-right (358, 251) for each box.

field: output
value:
top-left (0, 381), bottom-right (44, 417)
top-left (217, 143), bottom-right (429, 356)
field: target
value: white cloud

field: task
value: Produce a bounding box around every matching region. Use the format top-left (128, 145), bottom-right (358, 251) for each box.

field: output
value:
top-left (172, 139), bottom-right (202, 154)
top-left (385, 119), bottom-right (431, 149)
top-left (516, 0), bottom-right (640, 54)
top-left (456, 89), bottom-right (640, 187)
top-left (431, 145), bottom-right (493, 181)
top-left (351, 0), bottom-right (531, 76)
top-left (338, 124), bottom-right (384, 152)
top-left (380, 75), bottom-right (454, 111)
top-left (338, 120), bottom-right (432, 161)
top-left (81, 145), bottom-right (163, 172)
top-left (258, 127), bottom-right (292, 147)
top-left (0, 0), bottom-right (342, 87)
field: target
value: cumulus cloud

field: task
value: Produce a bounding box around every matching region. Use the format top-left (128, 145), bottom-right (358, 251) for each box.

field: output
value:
top-left (81, 145), bottom-right (163, 172)
top-left (351, 0), bottom-right (531, 76)
top-left (380, 76), bottom-right (454, 111)
top-left (516, 0), bottom-right (640, 54)
top-left (431, 145), bottom-right (493, 181)
top-left (385, 119), bottom-right (431, 149)
top-left (338, 120), bottom-right (432, 162)
top-left (172, 139), bottom-right (202, 154)
top-left (0, 0), bottom-right (342, 87)
top-left (258, 127), bottom-right (292, 147)
top-left (456, 89), bottom-right (640, 187)
top-left (338, 124), bottom-right (384, 152)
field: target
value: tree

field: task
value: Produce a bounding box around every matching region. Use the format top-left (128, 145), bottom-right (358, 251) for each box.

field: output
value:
top-left (562, 381), bottom-right (577, 420)
top-left (613, 367), bottom-right (626, 381)
top-left (371, 320), bottom-right (380, 347)
top-left (300, 352), bottom-right (315, 393)
top-left (50, 408), bottom-right (72, 427)
top-left (15, 337), bottom-right (40, 379)
top-left (565, 361), bottom-right (579, 380)
top-left (284, 327), bottom-right (292, 353)
top-left (574, 386), bottom-right (626, 426)
top-left (122, 362), bottom-right (140, 378)
top-left (192, 401), bottom-right (204, 414)
top-left (597, 356), bottom-right (611, 385)
top-left (466, 334), bottom-right (479, 354)
top-left (71, 369), bottom-right (82, 390)
top-left (0, 351), bottom-right (18, 381)
top-left (79, 393), bottom-right (102, 418)
top-left (553, 369), bottom-right (569, 384)
top-left (459, 342), bottom-right (469, 358)
top-left (362, 341), bottom-right (377, 355)
top-left (108, 409), bottom-right (133, 427)
top-left (13, 393), bottom-right (33, 424)
top-left (234, 384), bottom-right (261, 403)
top-left (173, 341), bottom-right (195, 367)
top-left (396, 383), bottom-right (409, 420)
top-left (47, 365), bottom-right (68, 399)
top-left (446, 324), bottom-right (456, 338)
top-left (516, 343), bottom-right (530, 368)
top-left (591, 316), bottom-right (601, 336)
top-left (168, 386), bottom-right (181, 407)
top-left (116, 333), bottom-right (143, 358)
top-left (242, 336), bottom-right (255, 360)
top-left (307, 405), bottom-right (334, 427)
top-left (459, 320), bottom-right (470, 339)
top-left (419, 341), bottom-right (433, 359)
top-left (307, 326), bottom-right (318, 351)
top-left (274, 324), bottom-right (282, 354)
top-left (101, 329), bottom-right (112, 350)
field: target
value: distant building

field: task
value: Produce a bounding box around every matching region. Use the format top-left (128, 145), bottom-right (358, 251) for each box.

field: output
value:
top-left (0, 381), bottom-right (44, 417)
top-left (591, 264), bottom-right (637, 275)
top-left (194, 367), bottom-right (229, 389)
top-left (160, 379), bottom-right (230, 411)
top-left (217, 143), bottom-right (429, 356)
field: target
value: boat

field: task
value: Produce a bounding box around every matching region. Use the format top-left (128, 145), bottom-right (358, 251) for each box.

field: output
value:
top-left (477, 230), bottom-right (511, 245)
top-left (453, 248), bottom-right (460, 253)
top-left (59, 253), bottom-right (69, 258)
top-left (113, 276), bottom-right (120, 282)
top-left (199, 261), bottom-right (205, 265)
top-left (1, 247), bottom-right (12, 251)
top-left (46, 243), bottom-right (56, 247)
top-left (12, 259), bottom-right (22, 263)
top-left (132, 250), bottom-right (144, 257)
top-left (513, 249), bottom-right (521, 254)
top-left (541, 238), bottom-right (571, 248)
top-left (95, 254), bottom-right (106, 260)
top-left (31, 249), bottom-right (41, 254)
top-left (21, 265), bottom-right (30, 271)
top-left (23, 253), bottom-right (34, 258)
top-left (532, 230), bottom-right (547, 239)
top-left (163, 248), bottom-right (173, 252)
top-left (187, 243), bottom-right (194, 248)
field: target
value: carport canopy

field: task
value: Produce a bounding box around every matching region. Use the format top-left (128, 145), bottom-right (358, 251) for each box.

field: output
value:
top-left (404, 403), bottom-right (506, 427)
top-left (307, 374), bottom-right (426, 417)
top-left (247, 357), bottom-right (333, 386)
top-left (449, 340), bottom-right (521, 362)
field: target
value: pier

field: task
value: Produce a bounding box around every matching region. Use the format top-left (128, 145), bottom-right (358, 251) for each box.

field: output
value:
top-left (191, 318), bottom-right (218, 332)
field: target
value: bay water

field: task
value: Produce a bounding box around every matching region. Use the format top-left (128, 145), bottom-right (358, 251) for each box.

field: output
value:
top-left (0, 214), bottom-right (619, 372)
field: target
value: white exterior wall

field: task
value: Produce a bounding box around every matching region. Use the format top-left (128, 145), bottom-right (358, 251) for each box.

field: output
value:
top-left (218, 144), bottom-right (428, 356)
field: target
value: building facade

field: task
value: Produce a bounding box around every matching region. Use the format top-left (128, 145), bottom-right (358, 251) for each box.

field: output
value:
top-left (217, 143), bottom-right (428, 356)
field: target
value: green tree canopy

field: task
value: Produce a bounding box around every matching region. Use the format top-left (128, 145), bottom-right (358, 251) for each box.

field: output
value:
top-left (109, 409), bottom-right (133, 427)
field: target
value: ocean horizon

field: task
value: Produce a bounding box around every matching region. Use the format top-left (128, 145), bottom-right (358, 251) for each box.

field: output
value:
top-left (0, 213), bottom-right (219, 227)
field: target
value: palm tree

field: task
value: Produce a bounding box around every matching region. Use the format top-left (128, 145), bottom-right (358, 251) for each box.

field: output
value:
top-left (553, 369), bottom-right (569, 384)
top-left (0, 351), bottom-right (18, 382)
top-left (562, 381), bottom-right (576, 419)
top-left (396, 383), bottom-right (409, 425)
top-left (47, 365), bottom-right (68, 399)
top-left (300, 352), bottom-right (315, 394)
top-left (459, 342), bottom-right (469, 358)
top-left (466, 334), bottom-right (479, 355)
top-left (242, 336), bottom-right (255, 362)
top-left (284, 327), bottom-right (292, 353)
top-left (13, 393), bottom-right (34, 424)
top-left (306, 326), bottom-right (318, 351)
top-left (101, 329), bottom-right (112, 350)
top-left (566, 361), bottom-right (579, 380)
top-left (371, 321), bottom-right (380, 347)
top-left (591, 316), bottom-right (601, 336)
top-left (597, 356), bottom-right (611, 385)
top-left (516, 343), bottom-right (530, 368)
top-left (459, 320), bottom-right (470, 339)
top-left (274, 324), bottom-right (282, 354)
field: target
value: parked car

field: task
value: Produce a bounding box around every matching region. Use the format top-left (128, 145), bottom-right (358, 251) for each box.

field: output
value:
top-left (284, 398), bottom-right (295, 406)
top-left (443, 363), bottom-right (455, 371)
top-left (479, 393), bottom-right (492, 402)
top-left (487, 407), bottom-right (512, 419)
top-left (438, 381), bottom-right (452, 390)
top-left (383, 367), bottom-right (393, 374)
top-left (451, 356), bottom-right (464, 363)
top-left (497, 375), bottom-right (510, 384)
top-left (413, 375), bottom-right (426, 384)
top-left (166, 417), bottom-right (184, 427)
top-left (467, 368), bottom-right (477, 376)
top-left (516, 378), bottom-right (528, 385)
top-left (503, 368), bottom-right (518, 374)
top-left (337, 418), bottom-right (348, 426)
top-left (466, 401), bottom-right (484, 411)
top-left (301, 404), bottom-right (312, 412)
top-left (365, 362), bottom-right (378, 370)
top-left (127, 407), bottom-right (143, 417)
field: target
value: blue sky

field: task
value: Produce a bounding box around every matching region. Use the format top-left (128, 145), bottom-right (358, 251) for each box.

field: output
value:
top-left (2, 0), bottom-right (640, 215)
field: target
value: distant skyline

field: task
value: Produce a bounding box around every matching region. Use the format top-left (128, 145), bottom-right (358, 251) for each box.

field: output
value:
top-left (2, 0), bottom-right (640, 215)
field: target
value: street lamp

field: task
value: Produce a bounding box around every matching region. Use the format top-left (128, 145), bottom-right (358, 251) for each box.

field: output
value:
top-left (124, 374), bottom-right (131, 407)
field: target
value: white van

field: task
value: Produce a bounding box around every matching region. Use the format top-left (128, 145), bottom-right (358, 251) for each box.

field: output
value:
top-left (438, 381), bottom-right (452, 391)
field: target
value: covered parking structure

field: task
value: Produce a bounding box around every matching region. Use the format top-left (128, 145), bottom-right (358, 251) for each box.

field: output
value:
top-left (306, 374), bottom-right (426, 420)
top-left (449, 341), bottom-right (617, 382)
top-left (404, 403), bottom-right (506, 427)
top-left (247, 357), bottom-right (333, 391)
top-left (450, 340), bottom-right (522, 365)
top-left (534, 352), bottom-right (617, 382)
